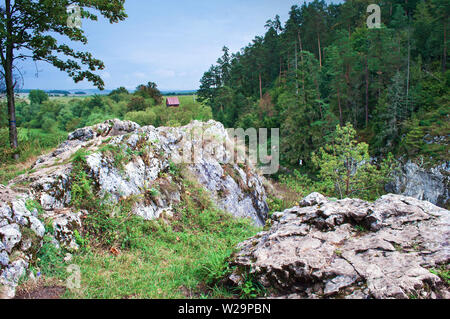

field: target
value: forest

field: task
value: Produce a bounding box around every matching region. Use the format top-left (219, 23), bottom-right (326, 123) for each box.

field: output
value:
top-left (198, 0), bottom-right (448, 170)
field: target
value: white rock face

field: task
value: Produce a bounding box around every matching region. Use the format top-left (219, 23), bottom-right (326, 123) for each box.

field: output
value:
top-left (387, 161), bottom-right (449, 208)
top-left (0, 119), bottom-right (270, 298)
top-left (0, 191), bottom-right (46, 299)
top-left (24, 119), bottom-right (269, 226)
top-left (229, 193), bottom-right (450, 299)
top-left (0, 224), bottom-right (22, 253)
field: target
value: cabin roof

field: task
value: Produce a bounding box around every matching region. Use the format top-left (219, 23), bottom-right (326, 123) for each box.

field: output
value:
top-left (166, 97), bottom-right (180, 105)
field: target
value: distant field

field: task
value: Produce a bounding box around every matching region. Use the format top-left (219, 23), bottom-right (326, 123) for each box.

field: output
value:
top-left (12, 93), bottom-right (198, 104)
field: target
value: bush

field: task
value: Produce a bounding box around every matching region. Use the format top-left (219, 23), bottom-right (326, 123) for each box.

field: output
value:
top-left (311, 123), bottom-right (395, 200)
top-left (124, 109), bottom-right (157, 126)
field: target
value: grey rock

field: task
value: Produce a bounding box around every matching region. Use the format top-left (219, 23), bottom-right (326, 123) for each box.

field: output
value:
top-left (299, 192), bottom-right (327, 207)
top-left (52, 211), bottom-right (82, 251)
top-left (26, 119), bottom-right (268, 226)
top-left (29, 216), bottom-right (45, 238)
top-left (0, 258), bottom-right (28, 299)
top-left (387, 160), bottom-right (449, 208)
top-left (0, 119), bottom-right (270, 298)
top-left (0, 224), bottom-right (22, 253)
top-left (230, 193), bottom-right (449, 299)
top-left (11, 200), bottom-right (30, 226)
top-left (0, 204), bottom-right (12, 222)
top-left (0, 190), bottom-right (47, 299)
top-left (0, 251), bottom-right (9, 267)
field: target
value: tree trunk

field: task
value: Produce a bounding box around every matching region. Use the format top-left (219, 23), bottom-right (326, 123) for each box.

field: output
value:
top-left (345, 159), bottom-right (350, 197)
top-left (295, 42), bottom-right (298, 96)
top-left (279, 56), bottom-right (282, 84)
top-left (317, 32), bottom-right (322, 68)
top-left (5, 0), bottom-right (19, 160)
top-left (337, 86), bottom-right (343, 126)
top-left (259, 72), bottom-right (262, 100)
top-left (298, 31), bottom-right (306, 100)
top-left (297, 31), bottom-right (304, 63)
top-left (406, 19), bottom-right (411, 113)
top-left (444, 20), bottom-right (447, 73)
top-left (365, 55), bottom-right (369, 127)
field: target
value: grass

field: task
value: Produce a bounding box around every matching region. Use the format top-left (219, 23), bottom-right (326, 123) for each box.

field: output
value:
top-left (429, 266), bottom-right (450, 285)
top-left (63, 187), bottom-right (258, 298)
top-left (31, 154), bottom-right (260, 299)
top-left (0, 128), bottom-right (67, 185)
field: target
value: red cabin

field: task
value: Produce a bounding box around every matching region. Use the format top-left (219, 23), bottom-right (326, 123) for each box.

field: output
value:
top-left (166, 97), bottom-right (180, 107)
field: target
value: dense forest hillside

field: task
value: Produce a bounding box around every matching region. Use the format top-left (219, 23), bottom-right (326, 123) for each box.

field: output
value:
top-left (198, 0), bottom-right (449, 168)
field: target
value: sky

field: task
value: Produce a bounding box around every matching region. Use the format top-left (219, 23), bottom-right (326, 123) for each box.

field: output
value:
top-left (20, 0), bottom-right (328, 91)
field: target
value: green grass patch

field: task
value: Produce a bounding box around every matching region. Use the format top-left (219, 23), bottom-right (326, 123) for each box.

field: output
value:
top-left (39, 159), bottom-right (261, 298)
top-left (430, 266), bottom-right (450, 285)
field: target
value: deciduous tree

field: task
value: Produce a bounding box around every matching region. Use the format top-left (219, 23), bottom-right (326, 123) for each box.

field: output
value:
top-left (0, 0), bottom-right (127, 159)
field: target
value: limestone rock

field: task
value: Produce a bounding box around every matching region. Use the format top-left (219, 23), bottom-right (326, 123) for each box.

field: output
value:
top-left (0, 119), bottom-right (271, 298)
top-left (229, 193), bottom-right (450, 299)
top-left (0, 224), bottom-right (22, 253)
top-left (0, 189), bottom-right (46, 299)
top-left (387, 160), bottom-right (449, 208)
top-left (47, 210), bottom-right (83, 252)
top-left (20, 119), bottom-right (268, 226)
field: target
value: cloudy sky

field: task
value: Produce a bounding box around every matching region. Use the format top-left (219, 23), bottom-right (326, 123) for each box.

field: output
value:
top-left (20, 0), bottom-right (326, 91)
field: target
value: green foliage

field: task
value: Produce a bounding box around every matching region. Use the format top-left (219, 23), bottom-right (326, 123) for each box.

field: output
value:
top-left (25, 199), bottom-right (44, 217)
top-left (73, 229), bottom-right (87, 248)
top-left (429, 266), bottom-right (450, 285)
top-left (1, 1), bottom-right (127, 90)
top-left (124, 109), bottom-right (157, 126)
top-left (311, 123), bottom-right (394, 200)
top-left (199, 0), bottom-right (448, 169)
top-left (266, 195), bottom-right (288, 214)
top-left (279, 169), bottom-right (331, 198)
top-left (237, 273), bottom-right (266, 299)
top-left (35, 236), bottom-right (67, 278)
top-left (29, 90), bottom-right (49, 105)
top-left (168, 160), bottom-right (181, 176)
top-left (135, 82), bottom-right (163, 105)
top-left (70, 149), bottom-right (95, 208)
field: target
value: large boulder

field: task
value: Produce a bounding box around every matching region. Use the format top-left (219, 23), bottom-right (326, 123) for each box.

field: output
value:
top-left (229, 193), bottom-right (450, 299)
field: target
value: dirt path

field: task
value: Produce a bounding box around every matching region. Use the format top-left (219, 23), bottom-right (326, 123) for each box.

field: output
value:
top-left (14, 286), bottom-right (66, 299)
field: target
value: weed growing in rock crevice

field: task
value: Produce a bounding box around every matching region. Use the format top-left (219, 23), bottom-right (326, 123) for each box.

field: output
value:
top-left (57, 158), bottom-right (260, 298)
top-left (30, 148), bottom-right (262, 298)
top-left (70, 148), bottom-right (143, 248)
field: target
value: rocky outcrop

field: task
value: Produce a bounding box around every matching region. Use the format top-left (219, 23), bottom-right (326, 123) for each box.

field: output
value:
top-left (22, 119), bottom-right (268, 225)
top-left (1, 119), bottom-right (269, 298)
top-left (0, 186), bottom-right (45, 299)
top-left (387, 160), bottom-right (449, 208)
top-left (229, 193), bottom-right (450, 299)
